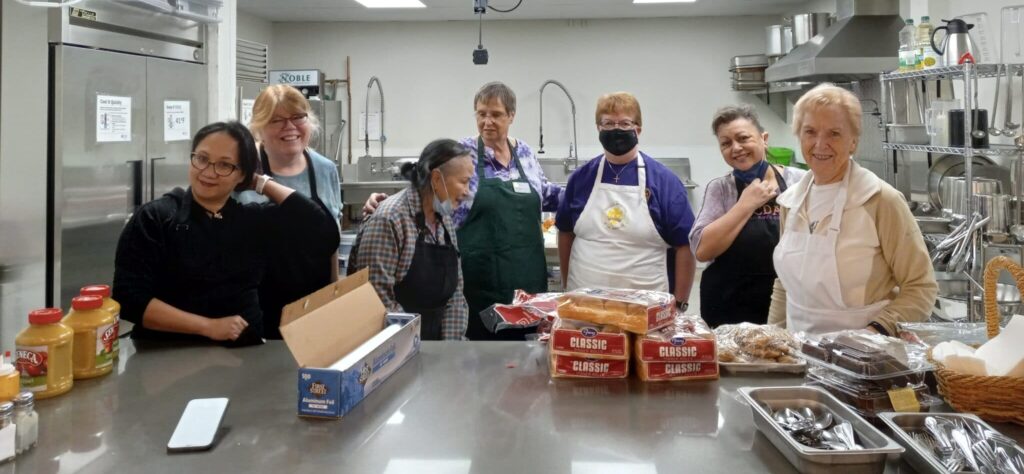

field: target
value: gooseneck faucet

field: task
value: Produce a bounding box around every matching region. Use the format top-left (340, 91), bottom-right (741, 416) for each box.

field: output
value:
top-left (364, 76), bottom-right (386, 173)
top-left (538, 79), bottom-right (578, 171)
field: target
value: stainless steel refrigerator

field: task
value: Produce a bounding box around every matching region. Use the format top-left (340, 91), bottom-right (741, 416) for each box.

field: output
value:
top-left (47, 2), bottom-right (208, 307)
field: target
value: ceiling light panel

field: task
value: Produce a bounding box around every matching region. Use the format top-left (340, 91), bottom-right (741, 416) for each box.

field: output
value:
top-left (355, 0), bottom-right (425, 8)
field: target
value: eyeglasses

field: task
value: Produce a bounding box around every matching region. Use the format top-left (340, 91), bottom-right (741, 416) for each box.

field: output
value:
top-left (190, 153), bottom-right (240, 177)
top-left (598, 120), bottom-right (637, 131)
top-left (268, 113), bottom-right (308, 128)
top-left (475, 110), bottom-right (509, 121)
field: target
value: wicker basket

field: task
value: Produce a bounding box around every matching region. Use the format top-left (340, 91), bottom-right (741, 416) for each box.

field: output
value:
top-left (932, 256), bottom-right (1024, 425)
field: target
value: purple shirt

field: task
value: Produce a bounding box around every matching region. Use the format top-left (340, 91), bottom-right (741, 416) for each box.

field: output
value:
top-left (453, 136), bottom-right (563, 229)
top-left (554, 152), bottom-right (694, 247)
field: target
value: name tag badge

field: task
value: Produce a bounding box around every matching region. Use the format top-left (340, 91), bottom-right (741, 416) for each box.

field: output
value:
top-left (513, 182), bottom-right (531, 194)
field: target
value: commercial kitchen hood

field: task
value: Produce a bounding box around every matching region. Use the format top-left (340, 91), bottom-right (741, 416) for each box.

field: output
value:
top-left (765, 0), bottom-right (904, 83)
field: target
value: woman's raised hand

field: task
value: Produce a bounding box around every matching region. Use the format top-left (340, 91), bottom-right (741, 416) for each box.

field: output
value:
top-left (736, 178), bottom-right (778, 213)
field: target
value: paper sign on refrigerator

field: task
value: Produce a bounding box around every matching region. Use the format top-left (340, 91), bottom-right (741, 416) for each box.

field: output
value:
top-left (164, 100), bottom-right (191, 142)
top-left (241, 99), bottom-right (255, 125)
top-left (96, 95), bottom-right (132, 143)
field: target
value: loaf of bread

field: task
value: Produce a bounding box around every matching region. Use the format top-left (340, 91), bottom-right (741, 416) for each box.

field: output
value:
top-left (549, 350), bottom-right (629, 379)
top-left (556, 289), bottom-right (675, 335)
top-left (637, 360), bottom-right (719, 382)
top-left (637, 314), bottom-right (717, 363)
top-left (550, 318), bottom-right (631, 359)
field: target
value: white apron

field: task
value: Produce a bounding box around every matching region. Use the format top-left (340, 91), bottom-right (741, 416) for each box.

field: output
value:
top-left (567, 154), bottom-right (670, 292)
top-left (772, 165), bottom-right (889, 335)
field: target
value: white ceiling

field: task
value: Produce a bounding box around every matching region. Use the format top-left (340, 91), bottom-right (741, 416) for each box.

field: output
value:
top-left (237, 0), bottom-right (812, 22)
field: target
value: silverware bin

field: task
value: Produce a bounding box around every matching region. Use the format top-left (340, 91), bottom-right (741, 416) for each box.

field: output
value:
top-left (739, 386), bottom-right (904, 474)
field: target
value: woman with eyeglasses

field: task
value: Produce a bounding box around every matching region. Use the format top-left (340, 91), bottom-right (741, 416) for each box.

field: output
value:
top-left (363, 82), bottom-right (564, 340)
top-left (236, 85), bottom-right (343, 339)
top-left (689, 105), bottom-right (806, 327)
top-left (348, 139), bottom-right (474, 340)
top-left (556, 92), bottom-right (696, 309)
top-left (112, 121), bottom-right (340, 346)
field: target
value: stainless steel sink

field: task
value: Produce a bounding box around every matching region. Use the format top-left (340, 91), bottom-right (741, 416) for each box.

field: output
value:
top-left (341, 155), bottom-right (698, 207)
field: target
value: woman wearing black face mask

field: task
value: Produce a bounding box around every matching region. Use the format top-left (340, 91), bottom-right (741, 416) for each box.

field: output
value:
top-left (556, 92), bottom-right (697, 309)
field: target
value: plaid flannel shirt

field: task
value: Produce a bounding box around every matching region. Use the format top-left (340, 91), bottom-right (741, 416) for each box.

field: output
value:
top-left (349, 187), bottom-right (468, 340)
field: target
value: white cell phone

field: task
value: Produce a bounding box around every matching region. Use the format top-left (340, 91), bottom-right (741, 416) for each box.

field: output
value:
top-left (167, 397), bottom-right (230, 453)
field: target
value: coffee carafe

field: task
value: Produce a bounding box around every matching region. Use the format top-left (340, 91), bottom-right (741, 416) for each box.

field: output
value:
top-left (931, 18), bottom-right (979, 65)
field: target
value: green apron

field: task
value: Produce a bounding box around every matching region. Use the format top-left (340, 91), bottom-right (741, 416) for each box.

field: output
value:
top-left (458, 137), bottom-right (548, 340)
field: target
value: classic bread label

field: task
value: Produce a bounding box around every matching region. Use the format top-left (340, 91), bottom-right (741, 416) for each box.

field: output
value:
top-left (643, 361), bottom-right (718, 380)
top-left (551, 327), bottom-right (627, 357)
top-left (553, 354), bottom-right (628, 378)
top-left (640, 338), bottom-right (716, 362)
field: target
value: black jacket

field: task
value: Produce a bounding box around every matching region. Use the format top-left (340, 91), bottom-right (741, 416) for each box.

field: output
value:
top-left (112, 187), bottom-right (340, 346)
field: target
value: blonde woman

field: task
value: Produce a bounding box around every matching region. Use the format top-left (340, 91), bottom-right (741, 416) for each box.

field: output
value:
top-left (768, 83), bottom-right (936, 336)
top-left (237, 85), bottom-right (342, 338)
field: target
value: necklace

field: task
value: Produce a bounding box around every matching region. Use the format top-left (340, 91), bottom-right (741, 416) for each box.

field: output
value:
top-left (606, 160), bottom-right (629, 183)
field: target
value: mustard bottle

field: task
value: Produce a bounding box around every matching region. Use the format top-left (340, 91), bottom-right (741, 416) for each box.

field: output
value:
top-left (63, 295), bottom-right (115, 380)
top-left (80, 285), bottom-right (120, 361)
top-left (15, 308), bottom-right (74, 399)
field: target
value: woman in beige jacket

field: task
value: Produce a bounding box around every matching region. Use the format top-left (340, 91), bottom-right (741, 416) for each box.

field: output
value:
top-left (768, 83), bottom-right (937, 336)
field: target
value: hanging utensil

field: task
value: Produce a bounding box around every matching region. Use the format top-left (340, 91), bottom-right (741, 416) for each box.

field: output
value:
top-left (973, 71), bottom-right (989, 140)
top-left (991, 64), bottom-right (1004, 136)
top-left (1006, 65), bottom-right (1021, 136)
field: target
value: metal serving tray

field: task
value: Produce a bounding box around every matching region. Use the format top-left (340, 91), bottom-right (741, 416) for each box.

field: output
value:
top-left (878, 412), bottom-right (1024, 474)
top-left (739, 385), bottom-right (904, 474)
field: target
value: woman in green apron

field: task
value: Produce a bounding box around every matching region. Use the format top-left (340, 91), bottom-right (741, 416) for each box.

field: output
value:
top-left (364, 82), bottom-right (564, 340)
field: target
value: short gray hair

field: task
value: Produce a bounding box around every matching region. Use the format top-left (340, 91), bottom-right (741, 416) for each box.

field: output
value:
top-left (711, 104), bottom-right (764, 135)
top-left (474, 81), bottom-right (517, 116)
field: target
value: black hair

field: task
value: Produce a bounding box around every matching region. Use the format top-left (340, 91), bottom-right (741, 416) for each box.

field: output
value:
top-left (191, 121), bottom-right (261, 191)
top-left (401, 139), bottom-right (471, 190)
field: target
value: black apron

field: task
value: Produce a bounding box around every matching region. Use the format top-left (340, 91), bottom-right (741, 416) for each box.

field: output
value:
top-left (394, 213), bottom-right (460, 341)
top-left (699, 164), bottom-right (788, 327)
top-left (457, 138), bottom-right (548, 341)
top-left (259, 148), bottom-right (336, 339)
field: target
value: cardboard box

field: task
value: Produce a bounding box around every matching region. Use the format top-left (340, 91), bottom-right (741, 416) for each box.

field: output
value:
top-left (280, 269), bottom-right (421, 419)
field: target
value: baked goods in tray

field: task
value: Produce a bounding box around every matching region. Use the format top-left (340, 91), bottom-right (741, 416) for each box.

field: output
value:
top-left (798, 331), bottom-right (931, 386)
top-left (806, 366), bottom-right (938, 417)
top-left (556, 288), bottom-right (675, 335)
top-left (714, 323), bottom-right (800, 364)
top-left (550, 318), bottom-right (631, 359)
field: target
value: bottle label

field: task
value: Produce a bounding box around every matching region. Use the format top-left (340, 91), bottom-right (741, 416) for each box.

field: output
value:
top-left (112, 312), bottom-right (121, 357)
top-left (15, 345), bottom-right (48, 392)
top-left (96, 322), bottom-right (116, 368)
top-left (899, 50), bottom-right (919, 71)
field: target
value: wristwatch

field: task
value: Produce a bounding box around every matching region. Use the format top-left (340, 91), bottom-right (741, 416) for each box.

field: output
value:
top-left (255, 174), bottom-right (273, 195)
top-left (676, 301), bottom-right (689, 312)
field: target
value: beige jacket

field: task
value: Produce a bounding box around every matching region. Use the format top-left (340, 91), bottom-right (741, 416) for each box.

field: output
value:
top-left (767, 161), bottom-right (937, 335)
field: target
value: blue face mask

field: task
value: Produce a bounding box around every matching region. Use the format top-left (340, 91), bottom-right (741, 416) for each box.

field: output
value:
top-left (733, 158), bottom-right (769, 184)
top-left (432, 171), bottom-right (455, 217)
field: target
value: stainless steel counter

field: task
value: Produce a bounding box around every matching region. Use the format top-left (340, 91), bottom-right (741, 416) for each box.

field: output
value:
top-left (3, 340), bottom-right (1023, 473)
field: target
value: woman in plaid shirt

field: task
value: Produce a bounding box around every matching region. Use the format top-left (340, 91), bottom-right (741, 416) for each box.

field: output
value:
top-left (348, 139), bottom-right (475, 340)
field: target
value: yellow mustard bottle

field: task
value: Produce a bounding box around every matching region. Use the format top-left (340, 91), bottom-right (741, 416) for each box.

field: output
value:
top-left (63, 295), bottom-right (115, 380)
top-left (80, 285), bottom-right (120, 361)
top-left (15, 308), bottom-right (74, 399)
